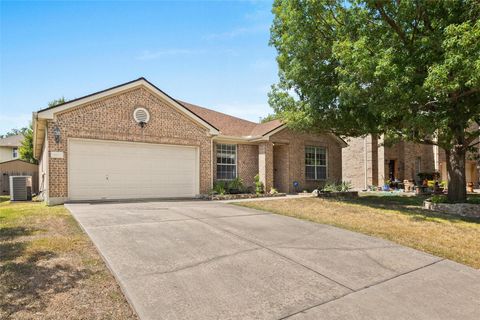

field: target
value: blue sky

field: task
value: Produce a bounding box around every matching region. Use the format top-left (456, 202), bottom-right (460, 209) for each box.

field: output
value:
top-left (0, 0), bottom-right (278, 135)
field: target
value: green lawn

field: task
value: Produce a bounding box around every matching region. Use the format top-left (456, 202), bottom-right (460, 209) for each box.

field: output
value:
top-left (0, 200), bottom-right (137, 319)
top-left (236, 194), bottom-right (480, 269)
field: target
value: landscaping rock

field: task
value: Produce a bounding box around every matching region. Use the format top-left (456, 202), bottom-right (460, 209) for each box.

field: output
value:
top-left (423, 200), bottom-right (480, 218)
top-left (206, 193), bottom-right (287, 201)
top-left (317, 191), bottom-right (359, 199)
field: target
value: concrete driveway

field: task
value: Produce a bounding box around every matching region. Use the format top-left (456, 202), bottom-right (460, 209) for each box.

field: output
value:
top-left (66, 200), bottom-right (480, 320)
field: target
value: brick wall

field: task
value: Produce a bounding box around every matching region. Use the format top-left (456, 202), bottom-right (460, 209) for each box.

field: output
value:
top-left (43, 87), bottom-right (213, 201)
top-left (342, 136), bottom-right (369, 190)
top-left (237, 144), bottom-right (259, 188)
top-left (270, 129), bottom-right (343, 192)
top-left (212, 142), bottom-right (259, 189)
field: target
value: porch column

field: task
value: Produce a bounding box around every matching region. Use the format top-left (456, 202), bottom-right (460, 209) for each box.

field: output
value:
top-left (377, 135), bottom-right (385, 185)
top-left (258, 142), bottom-right (274, 192)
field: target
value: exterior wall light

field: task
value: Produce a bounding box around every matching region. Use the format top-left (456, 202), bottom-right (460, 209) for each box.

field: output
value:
top-left (53, 126), bottom-right (61, 143)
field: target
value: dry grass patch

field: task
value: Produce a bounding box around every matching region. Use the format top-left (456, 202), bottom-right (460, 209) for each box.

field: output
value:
top-left (236, 195), bottom-right (480, 269)
top-left (0, 201), bottom-right (137, 319)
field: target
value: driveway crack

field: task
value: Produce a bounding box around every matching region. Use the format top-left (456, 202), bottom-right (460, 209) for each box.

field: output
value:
top-left (277, 258), bottom-right (445, 319)
top-left (175, 208), bottom-right (357, 293)
top-left (130, 247), bottom-right (262, 279)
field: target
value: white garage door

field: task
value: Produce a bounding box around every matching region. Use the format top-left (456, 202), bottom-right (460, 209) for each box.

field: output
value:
top-left (68, 139), bottom-right (199, 200)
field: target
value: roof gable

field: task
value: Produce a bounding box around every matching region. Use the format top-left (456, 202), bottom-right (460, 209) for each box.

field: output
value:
top-left (0, 135), bottom-right (23, 147)
top-left (35, 78), bottom-right (219, 135)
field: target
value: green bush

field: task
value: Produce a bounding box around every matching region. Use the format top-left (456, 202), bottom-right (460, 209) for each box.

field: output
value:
top-left (339, 181), bottom-right (352, 192)
top-left (269, 187), bottom-right (278, 195)
top-left (254, 174), bottom-right (264, 194)
top-left (430, 195), bottom-right (480, 204)
top-left (321, 181), bottom-right (352, 192)
top-left (429, 195), bottom-right (449, 203)
top-left (211, 181), bottom-right (227, 195)
top-left (467, 197), bottom-right (480, 204)
top-left (227, 177), bottom-right (245, 194)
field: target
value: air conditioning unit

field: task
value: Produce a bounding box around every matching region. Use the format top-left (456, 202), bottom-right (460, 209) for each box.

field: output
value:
top-left (10, 176), bottom-right (32, 201)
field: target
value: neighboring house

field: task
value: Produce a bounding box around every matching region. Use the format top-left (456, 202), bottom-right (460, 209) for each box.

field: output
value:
top-left (0, 135), bottom-right (23, 162)
top-left (32, 78), bottom-right (346, 205)
top-left (342, 135), bottom-right (436, 190)
top-left (0, 159), bottom-right (39, 195)
top-left (343, 134), bottom-right (479, 190)
top-left (436, 123), bottom-right (480, 187)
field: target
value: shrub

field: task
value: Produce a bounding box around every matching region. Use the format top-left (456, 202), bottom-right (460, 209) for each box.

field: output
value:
top-left (339, 181), bottom-right (352, 192)
top-left (211, 181), bottom-right (227, 195)
top-left (322, 181), bottom-right (352, 192)
top-left (322, 182), bottom-right (337, 192)
top-left (227, 177), bottom-right (244, 194)
top-left (269, 188), bottom-right (278, 195)
top-left (254, 174), bottom-right (264, 194)
top-left (467, 197), bottom-right (480, 204)
top-left (429, 195), bottom-right (449, 203)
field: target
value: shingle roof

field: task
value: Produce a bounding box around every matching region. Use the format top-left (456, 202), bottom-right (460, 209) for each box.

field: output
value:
top-left (179, 101), bottom-right (283, 137)
top-left (0, 135), bottom-right (23, 147)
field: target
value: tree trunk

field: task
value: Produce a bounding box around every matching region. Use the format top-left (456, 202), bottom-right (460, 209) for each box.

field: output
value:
top-left (446, 147), bottom-right (467, 203)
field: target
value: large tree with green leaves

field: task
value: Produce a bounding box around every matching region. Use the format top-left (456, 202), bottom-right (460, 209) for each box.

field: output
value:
top-left (269, 0), bottom-right (480, 202)
top-left (19, 123), bottom-right (37, 164)
top-left (17, 98), bottom-right (66, 164)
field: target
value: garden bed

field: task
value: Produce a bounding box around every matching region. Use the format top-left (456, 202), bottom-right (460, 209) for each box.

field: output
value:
top-left (423, 200), bottom-right (480, 218)
top-left (317, 191), bottom-right (359, 199)
top-left (207, 193), bottom-right (287, 201)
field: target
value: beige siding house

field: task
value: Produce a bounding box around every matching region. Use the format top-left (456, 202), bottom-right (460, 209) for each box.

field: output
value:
top-left (0, 135), bottom-right (23, 162)
top-left (33, 78), bottom-right (346, 205)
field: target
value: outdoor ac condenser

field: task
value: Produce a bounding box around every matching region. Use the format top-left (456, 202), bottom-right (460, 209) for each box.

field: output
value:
top-left (9, 176), bottom-right (32, 201)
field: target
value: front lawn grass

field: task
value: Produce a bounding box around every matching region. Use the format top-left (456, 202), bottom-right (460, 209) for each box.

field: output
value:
top-left (236, 194), bottom-right (480, 269)
top-left (0, 200), bottom-right (137, 319)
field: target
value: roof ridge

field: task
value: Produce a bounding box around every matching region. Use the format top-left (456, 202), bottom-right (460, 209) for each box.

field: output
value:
top-left (178, 100), bottom-right (259, 125)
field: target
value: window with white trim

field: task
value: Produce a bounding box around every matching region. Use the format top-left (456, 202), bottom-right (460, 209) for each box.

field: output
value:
top-left (305, 146), bottom-right (327, 180)
top-left (12, 147), bottom-right (18, 158)
top-left (216, 144), bottom-right (237, 180)
top-left (415, 157), bottom-right (421, 176)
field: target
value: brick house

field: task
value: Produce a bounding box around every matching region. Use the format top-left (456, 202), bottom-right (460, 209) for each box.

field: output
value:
top-left (33, 78), bottom-right (346, 205)
top-left (343, 134), bottom-right (479, 190)
top-left (343, 135), bottom-right (435, 190)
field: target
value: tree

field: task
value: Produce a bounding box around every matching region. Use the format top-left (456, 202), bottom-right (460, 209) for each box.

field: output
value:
top-left (0, 127), bottom-right (27, 139)
top-left (48, 97), bottom-right (65, 107)
top-left (19, 123), bottom-right (37, 164)
top-left (259, 113), bottom-right (279, 123)
top-left (269, 0), bottom-right (480, 202)
top-left (17, 98), bottom-right (66, 164)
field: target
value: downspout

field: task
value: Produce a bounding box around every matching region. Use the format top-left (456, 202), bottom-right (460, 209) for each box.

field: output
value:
top-left (211, 138), bottom-right (214, 192)
top-left (364, 136), bottom-right (368, 190)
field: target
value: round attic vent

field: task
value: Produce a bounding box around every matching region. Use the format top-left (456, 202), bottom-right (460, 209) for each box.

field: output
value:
top-left (133, 107), bottom-right (150, 125)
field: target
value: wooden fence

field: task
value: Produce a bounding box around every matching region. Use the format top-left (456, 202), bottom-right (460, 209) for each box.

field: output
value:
top-left (0, 160), bottom-right (39, 196)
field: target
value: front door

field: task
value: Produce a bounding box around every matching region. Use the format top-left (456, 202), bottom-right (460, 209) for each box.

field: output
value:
top-left (388, 160), bottom-right (396, 181)
top-left (273, 144), bottom-right (289, 193)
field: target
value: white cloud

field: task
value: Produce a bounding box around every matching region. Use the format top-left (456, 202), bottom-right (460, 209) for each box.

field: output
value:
top-left (0, 113), bottom-right (31, 134)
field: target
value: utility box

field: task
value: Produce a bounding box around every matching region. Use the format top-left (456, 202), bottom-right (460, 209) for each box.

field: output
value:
top-left (9, 176), bottom-right (32, 201)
